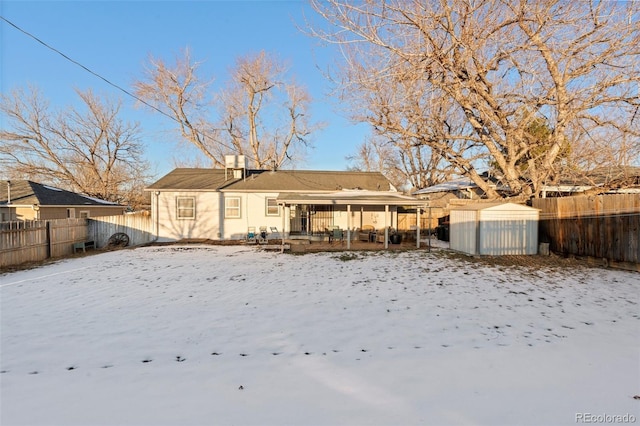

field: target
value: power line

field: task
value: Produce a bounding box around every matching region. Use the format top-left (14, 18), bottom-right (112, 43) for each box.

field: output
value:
top-left (0, 15), bottom-right (259, 166)
top-left (0, 16), bottom-right (170, 120)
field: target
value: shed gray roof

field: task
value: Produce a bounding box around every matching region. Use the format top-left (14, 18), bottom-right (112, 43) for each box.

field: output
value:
top-left (146, 168), bottom-right (394, 192)
top-left (0, 180), bottom-right (122, 207)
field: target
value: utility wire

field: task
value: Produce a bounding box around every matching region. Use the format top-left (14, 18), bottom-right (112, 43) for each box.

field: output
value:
top-left (0, 15), bottom-right (259, 166)
top-left (0, 16), bottom-right (170, 120)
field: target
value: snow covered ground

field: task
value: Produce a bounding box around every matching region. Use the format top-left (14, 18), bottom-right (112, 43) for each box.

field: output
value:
top-left (1, 245), bottom-right (638, 426)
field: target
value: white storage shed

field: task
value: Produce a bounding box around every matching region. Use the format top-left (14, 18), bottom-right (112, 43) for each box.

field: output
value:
top-left (449, 202), bottom-right (539, 255)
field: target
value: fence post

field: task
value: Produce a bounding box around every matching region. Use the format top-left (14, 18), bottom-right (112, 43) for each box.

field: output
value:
top-left (46, 221), bottom-right (52, 259)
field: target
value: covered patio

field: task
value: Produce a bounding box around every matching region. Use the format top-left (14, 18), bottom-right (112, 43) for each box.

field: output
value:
top-left (276, 190), bottom-right (430, 250)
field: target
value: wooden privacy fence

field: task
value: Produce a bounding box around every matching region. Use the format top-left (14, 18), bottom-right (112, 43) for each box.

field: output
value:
top-left (0, 218), bottom-right (89, 267)
top-left (1, 214), bottom-right (153, 268)
top-left (533, 194), bottom-right (640, 269)
top-left (89, 214), bottom-right (153, 248)
top-left (398, 211), bottom-right (440, 232)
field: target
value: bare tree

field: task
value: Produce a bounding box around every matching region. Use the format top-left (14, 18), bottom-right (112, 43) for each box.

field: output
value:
top-left (310, 0), bottom-right (640, 197)
top-left (0, 87), bottom-right (150, 208)
top-left (135, 49), bottom-right (320, 169)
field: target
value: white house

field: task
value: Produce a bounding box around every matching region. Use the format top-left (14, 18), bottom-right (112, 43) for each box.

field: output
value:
top-left (146, 156), bottom-right (429, 246)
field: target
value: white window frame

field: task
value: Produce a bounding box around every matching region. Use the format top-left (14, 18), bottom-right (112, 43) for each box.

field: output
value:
top-left (176, 196), bottom-right (196, 220)
top-left (225, 197), bottom-right (241, 219)
top-left (266, 197), bottom-right (280, 216)
top-left (79, 210), bottom-right (90, 219)
top-left (67, 208), bottom-right (76, 218)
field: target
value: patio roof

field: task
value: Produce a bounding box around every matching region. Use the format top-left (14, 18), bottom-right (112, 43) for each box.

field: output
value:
top-left (276, 190), bottom-right (428, 206)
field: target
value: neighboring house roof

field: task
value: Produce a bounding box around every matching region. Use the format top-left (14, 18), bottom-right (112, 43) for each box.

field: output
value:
top-left (412, 177), bottom-right (478, 195)
top-left (146, 168), bottom-right (395, 192)
top-left (550, 166), bottom-right (640, 190)
top-left (413, 175), bottom-right (509, 196)
top-left (0, 180), bottom-right (121, 207)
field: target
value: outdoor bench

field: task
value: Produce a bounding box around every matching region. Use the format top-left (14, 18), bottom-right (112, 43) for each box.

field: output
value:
top-left (73, 240), bottom-right (96, 253)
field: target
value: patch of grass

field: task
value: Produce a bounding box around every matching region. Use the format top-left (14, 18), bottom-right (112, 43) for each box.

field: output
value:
top-left (333, 253), bottom-right (360, 262)
top-left (430, 249), bottom-right (593, 273)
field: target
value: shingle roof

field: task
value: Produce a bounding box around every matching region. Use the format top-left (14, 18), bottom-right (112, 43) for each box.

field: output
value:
top-left (145, 169), bottom-right (233, 191)
top-left (557, 166), bottom-right (640, 187)
top-left (227, 170), bottom-right (393, 192)
top-left (146, 168), bottom-right (394, 192)
top-left (0, 180), bottom-right (121, 206)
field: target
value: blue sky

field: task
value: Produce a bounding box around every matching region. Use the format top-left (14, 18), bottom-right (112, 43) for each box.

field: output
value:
top-left (0, 0), bottom-right (370, 179)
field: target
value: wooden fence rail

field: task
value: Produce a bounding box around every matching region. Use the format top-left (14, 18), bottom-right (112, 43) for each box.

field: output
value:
top-left (533, 194), bottom-right (640, 269)
top-left (1, 214), bottom-right (154, 268)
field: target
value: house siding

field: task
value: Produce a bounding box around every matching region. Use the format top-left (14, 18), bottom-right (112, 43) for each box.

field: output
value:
top-left (222, 192), bottom-right (284, 239)
top-left (5, 206), bottom-right (124, 221)
top-left (155, 191), bottom-right (222, 241)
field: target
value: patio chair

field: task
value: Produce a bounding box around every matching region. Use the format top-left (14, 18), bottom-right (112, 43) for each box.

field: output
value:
top-left (358, 224), bottom-right (375, 242)
top-left (269, 226), bottom-right (281, 239)
top-left (331, 227), bottom-right (344, 245)
top-left (246, 227), bottom-right (257, 244)
top-left (258, 226), bottom-right (268, 244)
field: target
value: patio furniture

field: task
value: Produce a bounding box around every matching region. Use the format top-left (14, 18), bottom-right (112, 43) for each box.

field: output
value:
top-left (258, 226), bottom-right (268, 244)
top-left (246, 227), bottom-right (257, 244)
top-left (73, 240), bottom-right (96, 253)
top-left (376, 227), bottom-right (394, 244)
top-left (358, 225), bottom-right (375, 242)
top-left (333, 228), bottom-right (344, 245)
top-left (269, 226), bottom-right (281, 239)
top-left (328, 226), bottom-right (344, 244)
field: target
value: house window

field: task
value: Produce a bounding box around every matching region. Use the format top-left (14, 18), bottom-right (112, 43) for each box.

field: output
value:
top-left (266, 198), bottom-right (280, 216)
top-left (225, 197), bottom-right (241, 218)
top-left (176, 197), bottom-right (196, 219)
top-left (67, 208), bottom-right (76, 218)
top-left (79, 211), bottom-right (90, 219)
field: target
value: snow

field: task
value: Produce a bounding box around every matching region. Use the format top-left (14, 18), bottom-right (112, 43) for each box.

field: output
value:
top-left (1, 245), bottom-right (638, 426)
top-left (42, 185), bottom-right (63, 192)
top-left (413, 177), bottom-right (477, 194)
top-left (79, 194), bottom-right (120, 205)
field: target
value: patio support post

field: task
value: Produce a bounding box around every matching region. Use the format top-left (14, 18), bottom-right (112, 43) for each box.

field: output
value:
top-left (428, 203), bottom-right (432, 252)
top-left (416, 206), bottom-right (421, 249)
top-left (384, 204), bottom-right (389, 249)
top-left (347, 204), bottom-right (351, 250)
top-left (281, 203), bottom-right (286, 252)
